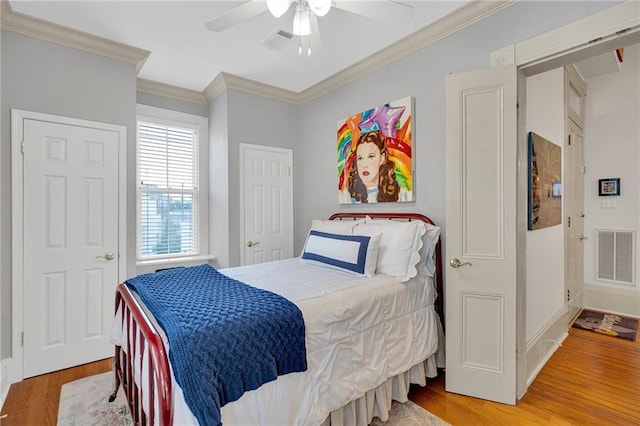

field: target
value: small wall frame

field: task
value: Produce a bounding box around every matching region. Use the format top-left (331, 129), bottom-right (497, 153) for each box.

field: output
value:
top-left (598, 178), bottom-right (620, 196)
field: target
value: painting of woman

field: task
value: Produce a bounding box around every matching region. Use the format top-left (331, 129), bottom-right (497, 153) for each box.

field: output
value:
top-left (337, 97), bottom-right (414, 204)
top-left (339, 130), bottom-right (411, 203)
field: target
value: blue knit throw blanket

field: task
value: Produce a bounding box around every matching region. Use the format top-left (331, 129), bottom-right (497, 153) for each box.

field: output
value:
top-left (126, 264), bottom-right (307, 426)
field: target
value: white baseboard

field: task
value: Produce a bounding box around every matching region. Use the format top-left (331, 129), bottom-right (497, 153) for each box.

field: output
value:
top-left (526, 306), bottom-right (569, 388)
top-left (583, 284), bottom-right (640, 317)
top-left (1, 358), bottom-right (12, 410)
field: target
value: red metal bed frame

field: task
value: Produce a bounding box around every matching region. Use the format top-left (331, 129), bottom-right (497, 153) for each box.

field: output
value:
top-left (110, 212), bottom-right (443, 425)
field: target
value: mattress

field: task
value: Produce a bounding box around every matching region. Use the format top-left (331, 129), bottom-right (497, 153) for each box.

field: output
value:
top-left (112, 258), bottom-right (440, 425)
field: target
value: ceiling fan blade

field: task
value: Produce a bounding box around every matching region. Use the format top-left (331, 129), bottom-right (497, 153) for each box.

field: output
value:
top-left (332, 1), bottom-right (413, 23)
top-left (205, 0), bottom-right (268, 32)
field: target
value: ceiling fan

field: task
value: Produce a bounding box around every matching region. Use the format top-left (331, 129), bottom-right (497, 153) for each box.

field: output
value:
top-left (205, 0), bottom-right (414, 56)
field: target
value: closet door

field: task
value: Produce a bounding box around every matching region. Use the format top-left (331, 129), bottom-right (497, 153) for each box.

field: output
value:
top-left (564, 65), bottom-right (587, 321)
top-left (445, 65), bottom-right (518, 404)
top-left (240, 143), bottom-right (293, 265)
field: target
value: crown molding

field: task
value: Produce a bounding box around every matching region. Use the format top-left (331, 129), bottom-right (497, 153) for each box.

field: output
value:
top-left (1, 0), bottom-right (513, 106)
top-left (200, 0), bottom-right (514, 105)
top-left (0, 1), bottom-right (149, 72)
top-left (137, 78), bottom-right (208, 105)
top-left (202, 73), bottom-right (228, 101)
top-left (203, 72), bottom-right (299, 104)
top-left (299, 0), bottom-right (515, 103)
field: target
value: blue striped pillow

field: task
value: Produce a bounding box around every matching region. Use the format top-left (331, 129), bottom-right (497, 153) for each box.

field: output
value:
top-left (300, 230), bottom-right (380, 277)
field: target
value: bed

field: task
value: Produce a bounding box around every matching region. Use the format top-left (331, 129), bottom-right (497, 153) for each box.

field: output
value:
top-left (110, 212), bottom-right (444, 425)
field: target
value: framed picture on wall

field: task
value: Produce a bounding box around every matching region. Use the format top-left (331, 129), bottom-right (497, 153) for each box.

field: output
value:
top-left (527, 132), bottom-right (562, 230)
top-left (598, 178), bottom-right (620, 196)
top-left (337, 96), bottom-right (414, 204)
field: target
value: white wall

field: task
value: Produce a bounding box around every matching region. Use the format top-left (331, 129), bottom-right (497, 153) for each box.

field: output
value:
top-left (583, 43), bottom-right (640, 314)
top-left (524, 68), bottom-right (566, 341)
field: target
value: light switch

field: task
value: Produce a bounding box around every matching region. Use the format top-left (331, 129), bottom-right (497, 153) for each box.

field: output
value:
top-left (601, 198), bottom-right (617, 208)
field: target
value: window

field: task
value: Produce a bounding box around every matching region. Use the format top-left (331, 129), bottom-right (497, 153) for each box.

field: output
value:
top-left (136, 108), bottom-right (206, 261)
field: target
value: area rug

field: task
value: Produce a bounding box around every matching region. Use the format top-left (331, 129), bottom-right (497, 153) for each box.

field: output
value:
top-left (371, 400), bottom-right (450, 425)
top-left (572, 309), bottom-right (638, 341)
top-left (58, 372), bottom-right (450, 425)
top-left (57, 372), bottom-right (132, 426)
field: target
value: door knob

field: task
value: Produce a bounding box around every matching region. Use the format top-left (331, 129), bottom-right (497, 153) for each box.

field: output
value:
top-left (578, 235), bottom-right (588, 241)
top-left (450, 258), bottom-right (472, 268)
top-left (246, 240), bottom-right (261, 248)
top-left (96, 252), bottom-right (115, 261)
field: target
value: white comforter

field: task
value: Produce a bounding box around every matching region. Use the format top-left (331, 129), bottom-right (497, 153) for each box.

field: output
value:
top-left (114, 258), bottom-right (440, 425)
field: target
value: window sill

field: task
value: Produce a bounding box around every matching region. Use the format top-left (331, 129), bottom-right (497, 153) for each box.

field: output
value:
top-left (136, 254), bottom-right (216, 267)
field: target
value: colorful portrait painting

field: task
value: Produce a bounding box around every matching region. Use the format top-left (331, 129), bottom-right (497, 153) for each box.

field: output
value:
top-left (337, 96), bottom-right (414, 204)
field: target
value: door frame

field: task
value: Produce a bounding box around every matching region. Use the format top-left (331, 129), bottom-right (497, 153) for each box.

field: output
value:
top-left (489, 1), bottom-right (639, 399)
top-left (10, 109), bottom-right (127, 384)
top-left (238, 143), bottom-right (293, 266)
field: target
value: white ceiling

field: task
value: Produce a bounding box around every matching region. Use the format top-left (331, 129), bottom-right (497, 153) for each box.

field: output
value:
top-left (8, 1), bottom-right (469, 93)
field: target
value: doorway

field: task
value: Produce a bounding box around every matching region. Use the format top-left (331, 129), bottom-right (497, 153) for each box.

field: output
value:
top-left (445, 1), bottom-right (639, 403)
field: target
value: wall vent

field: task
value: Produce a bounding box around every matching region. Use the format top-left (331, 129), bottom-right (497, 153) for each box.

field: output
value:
top-left (596, 229), bottom-right (636, 286)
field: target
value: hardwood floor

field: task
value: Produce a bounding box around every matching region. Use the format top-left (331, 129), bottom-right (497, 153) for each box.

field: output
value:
top-left (411, 326), bottom-right (640, 425)
top-left (1, 325), bottom-right (638, 425)
top-left (1, 358), bottom-right (112, 426)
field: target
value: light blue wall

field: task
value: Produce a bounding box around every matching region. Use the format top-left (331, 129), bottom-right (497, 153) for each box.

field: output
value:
top-left (0, 30), bottom-right (138, 358)
top-left (294, 1), bottom-right (619, 253)
top-left (223, 89), bottom-right (300, 267)
top-left (0, 0), bottom-right (620, 361)
top-left (209, 91), bottom-right (231, 268)
top-left (137, 91), bottom-right (208, 117)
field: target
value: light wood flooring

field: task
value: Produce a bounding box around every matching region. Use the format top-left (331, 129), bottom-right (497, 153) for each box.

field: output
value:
top-left (411, 325), bottom-right (640, 425)
top-left (2, 325), bottom-right (639, 425)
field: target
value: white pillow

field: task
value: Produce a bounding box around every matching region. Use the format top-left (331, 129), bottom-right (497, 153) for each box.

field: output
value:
top-left (354, 219), bottom-right (426, 282)
top-left (418, 223), bottom-right (441, 277)
top-left (310, 218), bottom-right (365, 235)
top-left (300, 230), bottom-right (380, 277)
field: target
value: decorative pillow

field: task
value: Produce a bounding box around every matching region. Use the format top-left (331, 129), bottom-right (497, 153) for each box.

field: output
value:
top-left (354, 219), bottom-right (426, 282)
top-left (310, 218), bottom-right (365, 235)
top-left (418, 223), bottom-right (441, 277)
top-left (300, 230), bottom-right (381, 277)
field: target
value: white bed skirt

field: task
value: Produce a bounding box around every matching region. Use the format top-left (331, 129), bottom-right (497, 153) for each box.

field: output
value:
top-left (322, 317), bottom-right (445, 426)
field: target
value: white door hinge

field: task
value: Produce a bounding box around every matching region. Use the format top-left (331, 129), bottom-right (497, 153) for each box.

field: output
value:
top-left (21, 331), bottom-right (24, 346)
top-left (580, 166), bottom-right (586, 174)
top-left (21, 141), bottom-right (25, 154)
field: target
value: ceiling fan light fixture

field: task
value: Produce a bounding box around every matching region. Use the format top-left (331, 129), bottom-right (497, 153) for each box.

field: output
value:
top-left (266, 0), bottom-right (292, 18)
top-left (307, 0), bottom-right (331, 17)
top-left (292, 5), bottom-right (311, 36)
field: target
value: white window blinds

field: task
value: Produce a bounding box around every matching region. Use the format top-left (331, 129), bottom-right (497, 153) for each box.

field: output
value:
top-left (137, 120), bottom-right (199, 259)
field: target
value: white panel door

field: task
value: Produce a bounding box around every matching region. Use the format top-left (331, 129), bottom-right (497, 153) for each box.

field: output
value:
top-left (240, 144), bottom-right (293, 265)
top-left (22, 119), bottom-right (119, 377)
top-left (446, 65), bottom-right (518, 404)
top-left (565, 119), bottom-right (585, 320)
